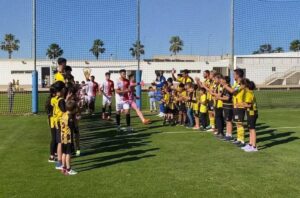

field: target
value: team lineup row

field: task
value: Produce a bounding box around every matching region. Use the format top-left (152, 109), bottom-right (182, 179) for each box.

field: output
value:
top-left (46, 58), bottom-right (258, 176)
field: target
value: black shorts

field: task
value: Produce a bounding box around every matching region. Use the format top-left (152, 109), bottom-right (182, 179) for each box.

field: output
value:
top-left (208, 100), bottom-right (214, 111)
top-left (247, 112), bottom-right (258, 130)
top-left (224, 108), bottom-right (233, 121)
top-left (178, 104), bottom-right (186, 112)
top-left (55, 127), bottom-right (61, 144)
top-left (62, 143), bottom-right (72, 155)
top-left (233, 108), bottom-right (245, 123)
top-left (164, 107), bottom-right (174, 114)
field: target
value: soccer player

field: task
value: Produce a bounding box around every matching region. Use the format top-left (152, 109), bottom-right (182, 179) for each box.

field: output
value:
top-left (51, 81), bottom-right (67, 170)
top-left (242, 81), bottom-right (258, 152)
top-left (219, 76), bottom-right (234, 141)
top-left (54, 58), bottom-right (67, 83)
top-left (100, 72), bottom-right (114, 120)
top-left (45, 86), bottom-right (57, 162)
top-left (185, 82), bottom-right (195, 128)
top-left (172, 69), bottom-right (193, 84)
top-left (85, 75), bottom-right (99, 114)
top-left (212, 73), bottom-right (225, 137)
top-left (175, 83), bottom-right (187, 126)
top-left (205, 71), bottom-right (216, 132)
top-left (192, 84), bottom-right (200, 130)
top-left (222, 69), bottom-right (246, 147)
top-left (199, 87), bottom-right (208, 130)
top-left (128, 74), bottom-right (150, 125)
top-left (115, 69), bottom-right (132, 132)
top-left (60, 100), bottom-right (78, 175)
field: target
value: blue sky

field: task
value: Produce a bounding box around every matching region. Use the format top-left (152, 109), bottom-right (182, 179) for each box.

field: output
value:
top-left (0, 0), bottom-right (299, 60)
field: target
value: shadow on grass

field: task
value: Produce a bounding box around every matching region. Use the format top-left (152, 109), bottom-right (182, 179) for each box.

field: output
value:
top-left (254, 123), bottom-right (300, 150)
top-left (74, 114), bottom-right (160, 171)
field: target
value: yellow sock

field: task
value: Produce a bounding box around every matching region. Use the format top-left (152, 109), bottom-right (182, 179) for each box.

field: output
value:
top-left (237, 126), bottom-right (245, 143)
top-left (210, 117), bottom-right (215, 128)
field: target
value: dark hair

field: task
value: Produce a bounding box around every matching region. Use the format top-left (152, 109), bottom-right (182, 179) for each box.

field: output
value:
top-left (81, 81), bottom-right (85, 84)
top-left (119, 69), bottom-right (126, 73)
top-left (52, 81), bottom-right (65, 92)
top-left (105, 72), bottom-right (111, 76)
top-left (214, 73), bottom-right (223, 79)
top-left (177, 74), bottom-right (183, 77)
top-left (128, 73), bottom-right (134, 79)
top-left (148, 86), bottom-right (153, 90)
top-left (200, 87), bottom-right (206, 93)
top-left (234, 68), bottom-right (244, 78)
top-left (65, 65), bottom-right (72, 72)
top-left (248, 81), bottom-right (256, 90)
top-left (57, 58), bottom-right (67, 65)
top-left (167, 77), bottom-right (173, 83)
top-left (66, 100), bottom-right (76, 112)
top-left (193, 84), bottom-right (198, 90)
top-left (182, 69), bottom-right (190, 74)
top-left (204, 70), bottom-right (210, 75)
top-left (91, 75), bottom-right (95, 79)
top-left (240, 78), bottom-right (250, 86)
top-left (178, 83), bottom-right (185, 88)
top-left (224, 76), bottom-right (231, 84)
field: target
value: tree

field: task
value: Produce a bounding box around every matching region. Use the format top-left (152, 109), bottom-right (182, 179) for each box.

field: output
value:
top-left (90, 39), bottom-right (105, 60)
top-left (272, 47), bottom-right (284, 53)
top-left (0, 34), bottom-right (20, 59)
top-left (169, 36), bottom-right (183, 55)
top-left (46, 43), bottom-right (63, 60)
top-left (252, 50), bottom-right (260, 55)
top-left (129, 41), bottom-right (145, 59)
top-left (259, 44), bottom-right (272, 54)
top-left (290, 40), bottom-right (300, 52)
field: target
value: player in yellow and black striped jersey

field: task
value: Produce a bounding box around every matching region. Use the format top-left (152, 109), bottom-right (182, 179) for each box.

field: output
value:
top-left (45, 86), bottom-right (57, 162)
top-left (211, 73), bottom-right (225, 137)
top-left (199, 88), bottom-right (208, 130)
top-left (51, 81), bottom-right (66, 170)
top-left (60, 100), bottom-right (78, 175)
top-left (242, 81), bottom-right (259, 152)
top-left (192, 84), bottom-right (200, 130)
top-left (206, 71), bottom-right (217, 132)
top-left (222, 69), bottom-right (246, 147)
top-left (54, 58), bottom-right (67, 83)
top-left (175, 83), bottom-right (187, 126)
top-left (185, 82), bottom-right (195, 128)
top-left (218, 76), bottom-right (234, 141)
top-left (162, 86), bottom-right (176, 126)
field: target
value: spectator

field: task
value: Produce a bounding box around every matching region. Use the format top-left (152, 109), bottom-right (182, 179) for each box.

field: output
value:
top-left (7, 82), bottom-right (15, 113)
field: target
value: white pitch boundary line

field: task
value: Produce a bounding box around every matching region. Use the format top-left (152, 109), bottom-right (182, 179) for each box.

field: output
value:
top-left (158, 126), bottom-right (300, 134)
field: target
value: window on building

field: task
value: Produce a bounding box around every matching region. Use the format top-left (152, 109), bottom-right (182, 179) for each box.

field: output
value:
top-left (272, 67), bottom-right (276, 72)
top-left (11, 70), bottom-right (33, 74)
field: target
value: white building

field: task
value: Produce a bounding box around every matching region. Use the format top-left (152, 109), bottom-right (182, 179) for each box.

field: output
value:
top-left (0, 52), bottom-right (299, 90)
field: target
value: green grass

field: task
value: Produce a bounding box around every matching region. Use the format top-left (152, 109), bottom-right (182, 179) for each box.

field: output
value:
top-left (1, 90), bottom-right (300, 114)
top-left (0, 108), bottom-right (300, 197)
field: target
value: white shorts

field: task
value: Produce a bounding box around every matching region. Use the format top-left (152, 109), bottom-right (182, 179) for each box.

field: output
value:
top-left (103, 96), bottom-right (112, 106)
top-left (116, 101), bottom-right (130, 112)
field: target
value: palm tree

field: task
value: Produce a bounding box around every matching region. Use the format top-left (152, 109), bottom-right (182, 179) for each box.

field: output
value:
top-left (169, 36), bottom-right (183, 55)
top-left (46, 43), bottom-right (63, 60)
top-left (272, 47), bottom-right (284, 53)
top-left (0, 34), bottom-right (20, 59)
top-left (90, 39), bottom-right (105, 60)
top-left (252, 50), bottom-right (260, 55)
top-left (259, 44), bottom-right (272, 54)
top-left (129, 41), bottom-right (145, 59)
top-left (290, 40), bottom-right (300, 52)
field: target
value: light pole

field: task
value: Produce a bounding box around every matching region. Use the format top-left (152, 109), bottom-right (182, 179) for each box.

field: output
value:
top-left (230, 0), bottom-right (235, 84)
top-left (136, 0), bottom-right (142, 109)
top-left (32, 0), bottom-right (38, 114)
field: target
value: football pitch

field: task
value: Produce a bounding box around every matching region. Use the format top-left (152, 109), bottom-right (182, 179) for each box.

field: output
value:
top-left (0, 104), bottom-right (300, 197)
